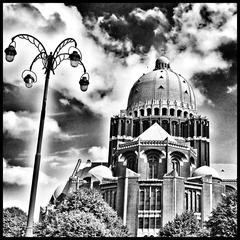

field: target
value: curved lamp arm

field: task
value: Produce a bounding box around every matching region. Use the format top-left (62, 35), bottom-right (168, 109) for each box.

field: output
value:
top-left (52, 38), bottom-right (77, 59)
top-left (52, 53), bottom-right (87, 73)
top-left (29, 52), bottom-right (48, 71)
top-left (79, 60), bottom-right (87, 73)
top-left (52, 53), bottom-right (70, 70)
top-left (12, 34), bottom-right (47, 55)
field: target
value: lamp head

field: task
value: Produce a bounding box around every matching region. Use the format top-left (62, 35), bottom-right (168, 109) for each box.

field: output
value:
top-left (4, 45), bottom-right (17, 62)
top-left (79, 73), bottom-right (89, 92)
top-left (22, 70), bottom-right (37, 88)
top-left (69, 51), bottom-right (81, 67)
top-left (24, 74), bottom-right (35, 88)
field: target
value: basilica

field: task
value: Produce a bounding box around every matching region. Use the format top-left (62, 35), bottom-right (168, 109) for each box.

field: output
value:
top-left (41, 56), bottom-right (237, 237)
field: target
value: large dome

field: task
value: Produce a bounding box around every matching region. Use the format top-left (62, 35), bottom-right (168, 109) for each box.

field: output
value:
top-left (127, 56), bottom-right (196, 113)
top-left (192, 166), bottom-right (221, 179)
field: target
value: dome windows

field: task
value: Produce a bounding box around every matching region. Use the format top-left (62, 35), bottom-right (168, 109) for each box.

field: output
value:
top-left (140, 109), bottom-right (144, 116)
top-left (147, 108), bottom-right (151, 116)
top-left (162, 108), bottom-right (167, 116)
top-left (154, 108), bottom-right (160, 115)
top-left (184, 111), bottom-right (188, 118)
top-left (177, 109), bottom-right (182, 117)
top-left (170, 108), bottom-right (175, 116)
top-left (154, 56), bottom-right (170, 70)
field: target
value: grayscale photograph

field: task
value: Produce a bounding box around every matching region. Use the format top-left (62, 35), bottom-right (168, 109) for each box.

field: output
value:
top-left (3, 2), bottom-right (237, 237)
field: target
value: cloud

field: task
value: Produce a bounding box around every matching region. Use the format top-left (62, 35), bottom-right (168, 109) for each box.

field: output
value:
top-left (44, 147), bottom-right (84, 170)
top-left (226, 84), bottom-right (237, 95)
top-left (59, 98), bottom-right (70, 106)
top-left (4, 2), bottom-right (236, 118)
top-left (3, 111), bottom-right (73, 141)
top-left (45, 145), bottom-right (108, 171)
top-left (3, 3), bottom-right (65, 34)
top-left (87, 146), bottom-right (108, 162)
top-left (164, 3), bottom-right (237, 106)
top-left (84, 7), bottom-right (170, 55)
top-left (3, 157), bottom-right (57, 185)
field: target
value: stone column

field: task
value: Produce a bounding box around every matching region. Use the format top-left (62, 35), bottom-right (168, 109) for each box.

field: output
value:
top-left (118, 119), bottom-right (121, 136)
top-left (194, 120), bottom-right (197, 137)
top-left (162, 173), bottom-right (185, 226)
top-left (140, 119), bottom-right (143, 134)
top-left (201, 175), bottom-right (212, 225)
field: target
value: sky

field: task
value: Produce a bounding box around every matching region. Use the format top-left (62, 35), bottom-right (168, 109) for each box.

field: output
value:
top-left (3, 3), bottom-right (237, 221)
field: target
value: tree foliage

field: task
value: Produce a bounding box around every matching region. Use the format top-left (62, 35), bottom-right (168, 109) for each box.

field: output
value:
top-left (34, 210), bottom-right (110, 237)
top-left (34, 187), bottom-right (130, 237)
top-left (3, 207), bottom-right (27, 237)
top-left (205, 190), bottom-right (237, 237)
top-left (159, 211), bottom-right (201, 237)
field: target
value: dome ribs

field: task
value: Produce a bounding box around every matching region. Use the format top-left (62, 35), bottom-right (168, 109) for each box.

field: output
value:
top-left (127, 56), bottom-right (197, 115)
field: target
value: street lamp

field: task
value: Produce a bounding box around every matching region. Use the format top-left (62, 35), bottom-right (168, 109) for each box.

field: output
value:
top-left (4, 34), bottom-right (90, 237)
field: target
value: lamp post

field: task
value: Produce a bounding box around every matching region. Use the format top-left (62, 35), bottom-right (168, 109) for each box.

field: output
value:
top-left (4, 34), bottom-right (90, 237)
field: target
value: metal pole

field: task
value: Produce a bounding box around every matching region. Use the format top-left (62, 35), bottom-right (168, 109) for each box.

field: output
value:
top-left (25, 53), bottom-right (53, 237)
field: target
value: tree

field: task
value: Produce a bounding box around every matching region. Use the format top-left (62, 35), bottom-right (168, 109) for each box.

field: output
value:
top-left (34, 187), bottom-right (130, 237)
top-left (3, 207), bottom-right (27, 237)
top-left (159, 211), bottom-right (201, 237)
top-left (205, 190), bottom-right (237, 237)
top-left (34, 210), bottom-right (111, 237)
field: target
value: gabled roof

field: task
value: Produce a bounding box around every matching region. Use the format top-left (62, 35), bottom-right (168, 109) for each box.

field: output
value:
top-left (134, 122), bottom-right (177, 143)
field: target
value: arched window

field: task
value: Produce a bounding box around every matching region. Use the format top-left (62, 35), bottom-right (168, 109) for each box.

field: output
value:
top-left (177, 109), bottom-right (182, 117)
top-left (134, 110), bottom-right (138, 117)
top-left (189, 113), bottom-right (193, 118)
top-left (196, 193), bottom-right (201, 212)
top-left (147, 108), bottom-right (151, 116)
top-left (120, 120), bottom-right (125, 136)
top-left (133, 121), bottom-right (140, 137)
top-left (172, 159), bottom-right (180, 175)
top-left (162, 108), bottom-right (167, 116)
top-left (185, 191), bottom-right (188, 210)
top-left (190, 157), bottom-right (195, 166)
top-left (172, 121), bottom-right (178, 136)
top-left (162, 120), bottom-right (169, 133)
top-left (154, 108), bottom-right (159, 115)
top-left (170, 108), bottom-right (175, 116)
top-left (197, 121), bottom-right (201, 136)
top-left (184, 111), bottom-right (188, 118)
top-left (140, 109), bottom-right (144, 116)
top-left (139, 190), bottom-right (144, 210)
top-left (148, 154), bottom-right (159, 179)
top-left (127, 155), bottom-right (136, 172)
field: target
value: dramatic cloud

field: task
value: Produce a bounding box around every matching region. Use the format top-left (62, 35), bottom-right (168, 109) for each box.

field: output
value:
top-left (3, 111), bottom-right (74, 141)
top-left (3, 157), bottom-right (57, 185)
top-left (3, 3), bottom-right (237, 219)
